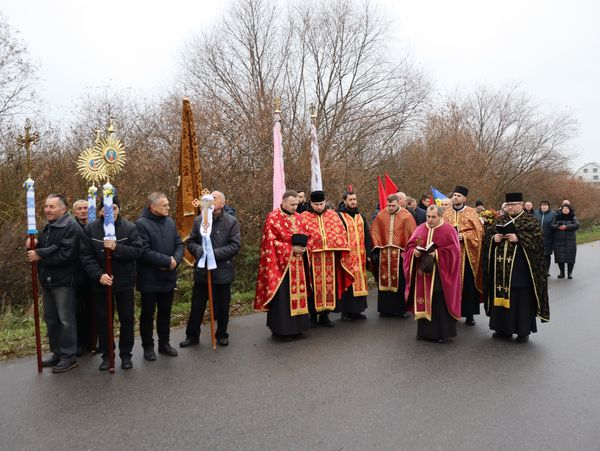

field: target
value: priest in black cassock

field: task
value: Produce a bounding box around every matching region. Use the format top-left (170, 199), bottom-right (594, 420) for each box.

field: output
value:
top-left (482, 192), bottom-right (550, 343)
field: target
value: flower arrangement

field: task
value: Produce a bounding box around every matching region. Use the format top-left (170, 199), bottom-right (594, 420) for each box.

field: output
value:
top-left (480, 209), bottom-right (499, 225)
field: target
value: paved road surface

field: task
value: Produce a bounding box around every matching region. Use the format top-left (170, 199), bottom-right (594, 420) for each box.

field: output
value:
top-left (1, 242), bottom-right (599, 450)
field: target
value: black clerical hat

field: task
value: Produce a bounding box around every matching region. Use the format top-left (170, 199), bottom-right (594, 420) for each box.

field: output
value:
top-left (453, 185), bottom-right (469, 197)
top-left (505, 192), bottom-right (523, 202)
top-left (310, 190), bottom-right (325, 202)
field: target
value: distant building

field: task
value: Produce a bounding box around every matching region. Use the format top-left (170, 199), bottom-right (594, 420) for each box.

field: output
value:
top-left (575, 162), bottom-right (600, 185)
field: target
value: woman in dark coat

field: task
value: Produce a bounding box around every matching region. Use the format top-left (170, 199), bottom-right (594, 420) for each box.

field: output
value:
top-left (533, 201), bottom-right (556, 276)
top-left (551, 205), bottom-right (579, 279)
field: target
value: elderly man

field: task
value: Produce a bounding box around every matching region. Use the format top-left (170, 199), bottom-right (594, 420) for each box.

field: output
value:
top-left (442, 185), bottom-right (484, 326)
top-left (254, 190), bottom-right (310, 340)
top-left (404, 205), bottom-right (461, 343)
top-left (301, 190), bottom-right (354, 327)
top-left (180, 191), bottom-right (241, 347)
top-left (71, 199), bottom-right (95, 355)
top-left (136, 192), bottom-right (184, 361)
top-left (406, 196), bottom-right (426, 225)
top-left (80, 196), bottom-right (143, 370)
top-left (26, 194), bottom-right (82, 373)
top-left (483, 192), bottom-right (549, 342)
top-left (371, 193), bottom-right (417, 317)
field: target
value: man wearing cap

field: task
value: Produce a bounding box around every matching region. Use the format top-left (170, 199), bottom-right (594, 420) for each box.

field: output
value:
top-left (442, 185), bottom-right (484, 326)
top-left (336, 190), bottom-right (371, 321)
top-left (80, 196), bottom-right (143, 370)
top-left (482, 192), bottom-right (549, 342)
top-left (370, 193), bottom-right (417, 317)
top-left (254, 190), bottom-right (310, 340)
top-left (301, 190), bottom-right (355, 327)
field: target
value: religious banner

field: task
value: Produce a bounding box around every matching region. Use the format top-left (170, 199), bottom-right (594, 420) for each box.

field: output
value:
top-left (272, 100), bottom-right (286, 210)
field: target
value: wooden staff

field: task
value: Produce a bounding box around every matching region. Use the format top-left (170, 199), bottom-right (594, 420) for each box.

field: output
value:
top-left (105, 247), bottom-right (115, 374)
top-left (29, 235), bottom-right (42, 373)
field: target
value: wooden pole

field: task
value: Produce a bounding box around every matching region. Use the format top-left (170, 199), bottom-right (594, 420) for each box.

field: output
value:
top-left (29, 235), bottom-right (42, 373)
top-left (207, 271), bottom-right (216, 350)
top-left (105, 248), bottom-right (115, 374)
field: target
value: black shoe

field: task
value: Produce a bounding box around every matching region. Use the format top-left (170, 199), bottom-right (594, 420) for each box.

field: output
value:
top-left (179, 338), bottom-right (199, 348)
top-left (568, 274), bottom-right (573, 280)
top-left (515, 335), bottom-right (529, 343)
top-left (465, 317), bottom-right (476, 326)
top-left (379, 313), bottom-right (394, 318)
top-left (341, 313), bottom-right (353, 322)
top-left (42, 353), bottom-right (60, 367)
top-left (158, 344), bottom-right (178, 356)
top-left (318, 315), bottom-right (335, 327)
top-left (356, 313), bottom-right (367, 320)
top-left (121, 356), bottom-right (133, 370)
top-left (557, 273), bottom-right (565, 279)
top-left (492, 332), bottom-right (511, 340)
top-left (143, 349), bottom-right (157, 361)
top-left (52, 359), bottom-right (78, 373)
top-left (99, 358), bottom-right (110, 371)
top-left (217, 337), bottom-right (229, 347)
top-left (437, 338), bottom-right (448, 344)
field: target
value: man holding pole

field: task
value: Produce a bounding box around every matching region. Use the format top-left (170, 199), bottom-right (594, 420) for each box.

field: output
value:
top-left (26, 194), bottom-right (82, 373)
top-left (80, 197), bottom-right (142, 370)
top-left (180, 191), bottom-right (241, 348)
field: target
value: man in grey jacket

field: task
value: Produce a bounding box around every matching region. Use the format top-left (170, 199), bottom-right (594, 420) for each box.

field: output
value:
top-left (180, 191), bottom-right (241, 347)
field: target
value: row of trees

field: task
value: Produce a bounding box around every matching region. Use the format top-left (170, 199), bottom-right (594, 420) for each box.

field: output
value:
top-left (0, 1), bottom-right (597, 309)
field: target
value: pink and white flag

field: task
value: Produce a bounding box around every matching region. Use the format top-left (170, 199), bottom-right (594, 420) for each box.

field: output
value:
top-left (272, 112), bottom-right (286, 210)
top-left (310, 123), bottom-right (323, 192)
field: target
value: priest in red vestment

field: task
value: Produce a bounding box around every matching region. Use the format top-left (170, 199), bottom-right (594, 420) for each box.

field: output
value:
top-left (404, 205), bottom-right (461, 342)
top-left (370, 193), bottom-right (416, 317)
top-left (254, 190), bottom-right (310, 340)
top-left (300, 190), bottom-right (355, 327)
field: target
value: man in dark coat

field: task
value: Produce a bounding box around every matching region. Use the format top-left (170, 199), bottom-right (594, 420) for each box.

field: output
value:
top-left (406, 196), bottom-right (426, 225)
top-left (80, 197), bottom-right (143, 370)
top-left (482, 192), bottom-right (549, 343)
top-left (551, 204), bottom-right (579, 279)
top-left (26, 194), bottom-right (82, 373)
top-left (533, 201), bottom-right (556, 276)
top-left (136, 192), bottom-right (184, 361)
top-left (180, 191), bottom-right (241, 347)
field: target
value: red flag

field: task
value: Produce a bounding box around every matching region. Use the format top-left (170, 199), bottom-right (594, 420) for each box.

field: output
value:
top-left (378, 176), bottom-right (387, 209)
top-left (384, 173), bottom-right (398, 195)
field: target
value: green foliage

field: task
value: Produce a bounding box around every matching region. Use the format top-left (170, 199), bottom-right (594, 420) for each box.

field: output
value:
top-left (577, 226), bottom-right (600, 244)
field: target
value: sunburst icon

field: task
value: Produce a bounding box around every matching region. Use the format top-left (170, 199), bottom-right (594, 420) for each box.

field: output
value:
top-left (77, 147), bottom-right (105, 183)
top-left (95, 129), bottom-right (126, 178)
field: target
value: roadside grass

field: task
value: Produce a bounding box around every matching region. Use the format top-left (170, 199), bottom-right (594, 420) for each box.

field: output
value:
top-left (577, 225), bottom-right (600, 244)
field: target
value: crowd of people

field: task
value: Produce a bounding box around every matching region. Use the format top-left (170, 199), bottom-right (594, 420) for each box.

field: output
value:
top-left (26, 184), bottom-right (575, 374)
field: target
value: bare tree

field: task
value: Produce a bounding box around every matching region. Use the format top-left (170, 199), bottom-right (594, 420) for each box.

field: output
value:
top-left (0, 14), bottom-right (37, 127)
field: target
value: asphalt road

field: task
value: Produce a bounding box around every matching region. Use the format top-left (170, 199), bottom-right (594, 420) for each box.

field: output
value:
top-left (1, 242), bottom-right (599, 450)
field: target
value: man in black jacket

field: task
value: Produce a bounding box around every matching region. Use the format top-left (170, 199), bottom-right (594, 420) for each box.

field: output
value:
top-left (180, 191), bottom-right (241, 348)
top-left (26, 194), bottom-right (82, 373)
top-left (136, 192), bottom-right (184, 361)
top-left (80, 197), bottom-right (143, 370)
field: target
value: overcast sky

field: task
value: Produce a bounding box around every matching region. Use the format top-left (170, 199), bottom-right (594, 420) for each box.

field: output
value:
top-left (2, 0), bottom-right (598, 168)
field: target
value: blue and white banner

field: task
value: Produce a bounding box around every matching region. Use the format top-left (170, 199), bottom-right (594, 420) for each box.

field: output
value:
top-left (197, 193), bottom-right (217, 270)
top-left (103, 182), bottom-right (116, 241)
top-left (88, 185), bottom-right (97, 222)
top-left (24, 177), bottom-right (37, 234)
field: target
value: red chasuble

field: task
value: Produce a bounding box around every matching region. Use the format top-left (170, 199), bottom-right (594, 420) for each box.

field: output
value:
top-left (339, 212), bottom-right (369, 296)
top-left (254, 208), bottom-right (308, 316)
top-left (370, 208), bottom-right (416, 292)
top-left (300, 209), bottom-right (355, 311)
top-left (404, 221), bottom-right (462, 320)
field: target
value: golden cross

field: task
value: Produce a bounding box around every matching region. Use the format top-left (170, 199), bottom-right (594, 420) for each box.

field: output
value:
top-left (17, 118), bottom-right (39, 176)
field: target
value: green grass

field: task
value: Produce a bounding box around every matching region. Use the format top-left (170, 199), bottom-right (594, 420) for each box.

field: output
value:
top-left (0, 286), bottom-right (255, 361)
top-left (577, 225), bottom-right (600, 244)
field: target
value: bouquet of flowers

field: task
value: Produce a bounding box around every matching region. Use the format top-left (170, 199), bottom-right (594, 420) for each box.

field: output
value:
top-left (479, 209), bottom-right (499, 225)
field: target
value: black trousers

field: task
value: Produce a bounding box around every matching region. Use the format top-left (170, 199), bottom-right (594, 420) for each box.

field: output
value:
top-left (558, 262), bottom-right (574, 275)
top-left (140, 291), bottom-right (174, 349)
top-left (95, 289), bottom-right (134, 358)
top-left (545, 255), bottom-right (552, 275)
top-left (185, 283), bottom-right (231, 340)
top-left (75, 280), bottom-right (95, 352)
